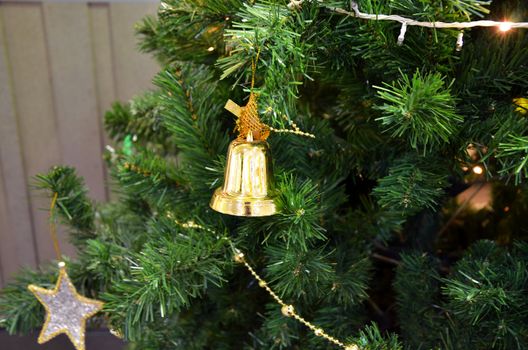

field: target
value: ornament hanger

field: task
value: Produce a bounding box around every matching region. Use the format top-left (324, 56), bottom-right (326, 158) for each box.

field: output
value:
top-left (224, 45), bottom-right (316, 139)
top-left (48, 192), bottom-right (63, 263)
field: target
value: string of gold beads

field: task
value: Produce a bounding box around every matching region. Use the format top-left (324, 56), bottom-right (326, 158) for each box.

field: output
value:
top-left (264, 107), bottom-right (316, 138)
top-left (233, 251), bottom-right (359, 350)
top-left (166, 212), bottom-right (215, 233)
top-left (168, 213), bottom-right (359, 350)
top-left (269, 126), bottom-right (316, 138)
top-left (122, 162), bottom-right (150, 176)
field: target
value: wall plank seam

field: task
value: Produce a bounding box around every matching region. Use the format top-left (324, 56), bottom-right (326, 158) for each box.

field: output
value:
top-left (88, 3), bottom-right (111, 202)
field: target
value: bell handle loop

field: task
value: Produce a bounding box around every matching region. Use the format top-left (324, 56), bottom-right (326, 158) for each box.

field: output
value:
top-left (250, 45), bottom-right (261, 92)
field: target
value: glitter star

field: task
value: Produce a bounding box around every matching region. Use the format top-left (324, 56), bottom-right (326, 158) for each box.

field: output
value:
top-left (28, 266), bottom-right (103, 350)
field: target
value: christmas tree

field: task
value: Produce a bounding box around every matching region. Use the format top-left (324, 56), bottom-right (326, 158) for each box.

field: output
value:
top-left (1, 0), bottom-right (528, 349)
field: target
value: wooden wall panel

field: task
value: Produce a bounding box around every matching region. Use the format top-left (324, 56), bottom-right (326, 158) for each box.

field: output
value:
top-left (43, 3), bottom-right (107, 204)
top-left (0, 8), bottom-right (39, 282)
top-left (1, 3), bottom-right (62, 270)
top-left (0, 2), bottom-right (159, 286)
top-left (89, 3), bottom-right (117, 198)
top-left (89, 4), bottom-right (117, 117)
top-left (0, 24), bottom-right (37, 283)
top-left (110, 3), bottom-right (159, 101)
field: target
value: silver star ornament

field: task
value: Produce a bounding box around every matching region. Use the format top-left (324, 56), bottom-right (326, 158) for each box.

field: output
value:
top-left (28, 266), bottom-right (104, 350)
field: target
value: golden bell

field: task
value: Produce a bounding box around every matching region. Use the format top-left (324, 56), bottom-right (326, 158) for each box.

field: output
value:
top-left (210, 133), bottom-right (278, 217)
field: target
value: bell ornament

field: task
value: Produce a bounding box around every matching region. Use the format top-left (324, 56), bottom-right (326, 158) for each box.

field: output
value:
top-left (210, 136), bottom-right (278, 217)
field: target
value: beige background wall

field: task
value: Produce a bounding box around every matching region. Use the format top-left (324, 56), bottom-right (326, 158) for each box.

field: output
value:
top-left (0, 1), bottom-right (160, 287)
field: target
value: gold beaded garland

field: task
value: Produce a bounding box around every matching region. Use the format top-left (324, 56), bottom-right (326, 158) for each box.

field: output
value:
top-left (169, 213), bottom-right (361, 350)
top-left (234, 252), bottom-right (245, 263)
top-left (281, 304), bottom-right (295, 317)
top-left (258, 280), bottom-right (267, 288)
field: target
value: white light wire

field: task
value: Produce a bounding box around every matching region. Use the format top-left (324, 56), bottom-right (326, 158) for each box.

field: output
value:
top-left (331, 2), bottom-right (528, 30)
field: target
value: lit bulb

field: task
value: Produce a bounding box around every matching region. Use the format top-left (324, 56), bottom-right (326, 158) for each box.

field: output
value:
top-left (499, 22), bottom-right (512, 32)
top-left (207, 46), bottom-right (215, 52)
top-left (456, 31), bottom-right (464, 51)
top-left (472, 165), bottom-right (484, 175)
top-left (397, 22), bottom-right (407, 46)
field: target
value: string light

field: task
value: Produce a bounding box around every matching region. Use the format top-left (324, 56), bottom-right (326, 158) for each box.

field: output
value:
top-left (397, 22), bottom-right (407, 45)
top-left (456, 31), bottom-right (464, 51)
top-left (472, 165), bottom-right (484, 175)
top-left (319, 2), bottom-right (528, 49)
top-left (207, 46), bottom-right (215, 52)
top-left (499, 21), bottom-right (513, 32)
top-left (330, 2), bottom-right (528, 30)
